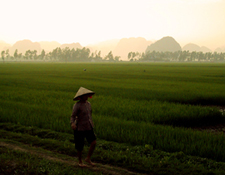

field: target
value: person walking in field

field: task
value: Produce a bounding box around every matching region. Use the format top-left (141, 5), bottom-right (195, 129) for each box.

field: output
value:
top-left (70, 87), bottom-right (96, 167)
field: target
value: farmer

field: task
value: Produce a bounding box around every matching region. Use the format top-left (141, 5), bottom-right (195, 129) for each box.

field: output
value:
top-left (70, 87), bottom-right (96, 167)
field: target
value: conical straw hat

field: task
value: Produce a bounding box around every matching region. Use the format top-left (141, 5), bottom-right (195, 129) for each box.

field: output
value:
top-left (73, 87), bottom-right (95, 101)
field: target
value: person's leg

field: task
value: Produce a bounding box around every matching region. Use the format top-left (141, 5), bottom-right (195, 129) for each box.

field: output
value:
top-left (78, 150), bottom-right (87, 167)
top-left (74, 130), bottom-right (86, 166)
top-left (84, 130), bottom-right (97, 165)
top-left (85, 140), bottom-right (96, 165)
top-left (77, 151), bottom-right (82, 163)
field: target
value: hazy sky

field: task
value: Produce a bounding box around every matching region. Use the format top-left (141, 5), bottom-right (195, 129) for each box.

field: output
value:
top-left (1, 0), bottom-right (225, 49)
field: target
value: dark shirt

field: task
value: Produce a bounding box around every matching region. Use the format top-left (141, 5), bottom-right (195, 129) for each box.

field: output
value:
top-left (70, 101), bottom-right (94, 131)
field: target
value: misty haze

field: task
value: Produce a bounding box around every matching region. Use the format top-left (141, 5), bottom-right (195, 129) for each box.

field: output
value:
top-left (1, 1), bottom-right (225, 174)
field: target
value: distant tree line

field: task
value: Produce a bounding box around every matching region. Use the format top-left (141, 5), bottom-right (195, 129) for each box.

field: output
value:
top-left (1, 47), bottom-right (225, 62)
top-left (128, 50), bottom-right (225, 62)
top-left (1, 47), bottom-right (121, 62)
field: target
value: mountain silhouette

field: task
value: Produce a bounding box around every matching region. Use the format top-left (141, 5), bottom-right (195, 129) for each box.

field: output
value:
top-left (0, 41), bottom-right (11, 52)
top-left (215, 47), bottom-right (225, 53)
top-left (200, 46), bottom-right (211, 53)
top-left (1, 40), bottom-right (83, 55)
top-left (1, 37), bottom-right (223, 58)
top-left (9, 40), bottom-right (42, 54)
top-left (183, 43), bottom-right (211, 53)
top-left (145, 36), bottom-right (181, 53)
top-left (183, 43), bottom-right (201, 52)
top-left (113, 37), bottom-right (152, 60)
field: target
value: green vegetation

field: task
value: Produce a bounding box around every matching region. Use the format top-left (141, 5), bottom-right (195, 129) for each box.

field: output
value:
top-left (0, 147), bottom-right (99, 175)
top-left (1, 62), bottom-right (225, 174)
top-left (1, 46), bottom-right (225, 62)
top-left (1, 47), bottom-right (120, 62)
top-left (0, 139), bottom-right (100, 175)
top-left (1, 123), bottom-right (225, 175)
top-left (128, 50), bottom-right (225, 62)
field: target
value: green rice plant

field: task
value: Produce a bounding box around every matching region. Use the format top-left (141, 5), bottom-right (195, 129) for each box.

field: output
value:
top-left (2, 126), bottom-right (225, 175)
top-left (1, 62), bottom-right (225, 106)
top-left (92, 95), bottom-right (223, 127)
top-left (94, 115), bottom-right (225, 162)
top-left (1, 62), bottom-right (225, 163)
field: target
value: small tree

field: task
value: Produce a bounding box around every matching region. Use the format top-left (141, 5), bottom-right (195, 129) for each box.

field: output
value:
top-left (114, 56), bottom-right (120, 61)
top-left (80, 47), bottom-right (90, 61)
top-left (24, 50), bottom-right (30, 60)
top-left (90, 50), bottom-right (102, 62)
top-left (62, 47), bottom-right (70, 62)
top-left (51, 48), bottom-right (58, 61)
top-left (14, 49), bottom-right (18, 61)
top-left (96, 51), bottom-right (102, 61)
top-left (128, 52), bottom-right (141, 61)
top-left (1, 50), bottom-right (5, 62)
top-left (104, 51), bottom-right (114, 61)
top-left (40, 49), bottom-right (45, 61)
top-left (18, 53), bottom-right (22, 61)
top-left (33, 50), bottom-right (37, 60)
top-left (5, 49), bottom-right (10, 61)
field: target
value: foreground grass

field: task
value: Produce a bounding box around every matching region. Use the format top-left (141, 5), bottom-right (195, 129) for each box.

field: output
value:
top-left (0, 144), bottom-right (100, 175)
top-left (1, 122), bottom-right (225, 175)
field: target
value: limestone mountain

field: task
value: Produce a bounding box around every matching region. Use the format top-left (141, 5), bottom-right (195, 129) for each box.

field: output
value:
top-left (145, 36), bottom-right (181, 53)
top-left (183, 43), bottom-right (201, 52)
top-left (214, 47), bottom-right (225, 53)
top-left (0, 41), bottom-right (11, 52)
top-left (39, 41), bottom-right (61, 52)
top-left (183, 43), bottom-right (211, 53)
top-left (9, 40), bottom-right (42, 55)
top-left (200, 46), bottom-right (211, 53)
top-left (113, 37), bottom-right (152, 60)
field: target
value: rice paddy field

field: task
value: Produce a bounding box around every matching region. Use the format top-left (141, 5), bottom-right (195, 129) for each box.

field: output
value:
top-left (1, 62), bottom-right (225, 174)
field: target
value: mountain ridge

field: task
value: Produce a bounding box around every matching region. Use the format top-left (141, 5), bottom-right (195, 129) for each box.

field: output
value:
top-left (1, 37), bottom-right (224, 60)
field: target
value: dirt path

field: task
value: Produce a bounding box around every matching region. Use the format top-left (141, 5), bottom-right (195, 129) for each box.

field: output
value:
top-left (0, 141), bottom-right (149, 175)
top-left (190, 106), bottom-right (225, 134)
top-left (192, 122), bottom-right (225, 134)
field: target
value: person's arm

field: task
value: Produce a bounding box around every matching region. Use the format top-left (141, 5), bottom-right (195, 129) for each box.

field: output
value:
top-left (70, 103), bottom-right (79, 130)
